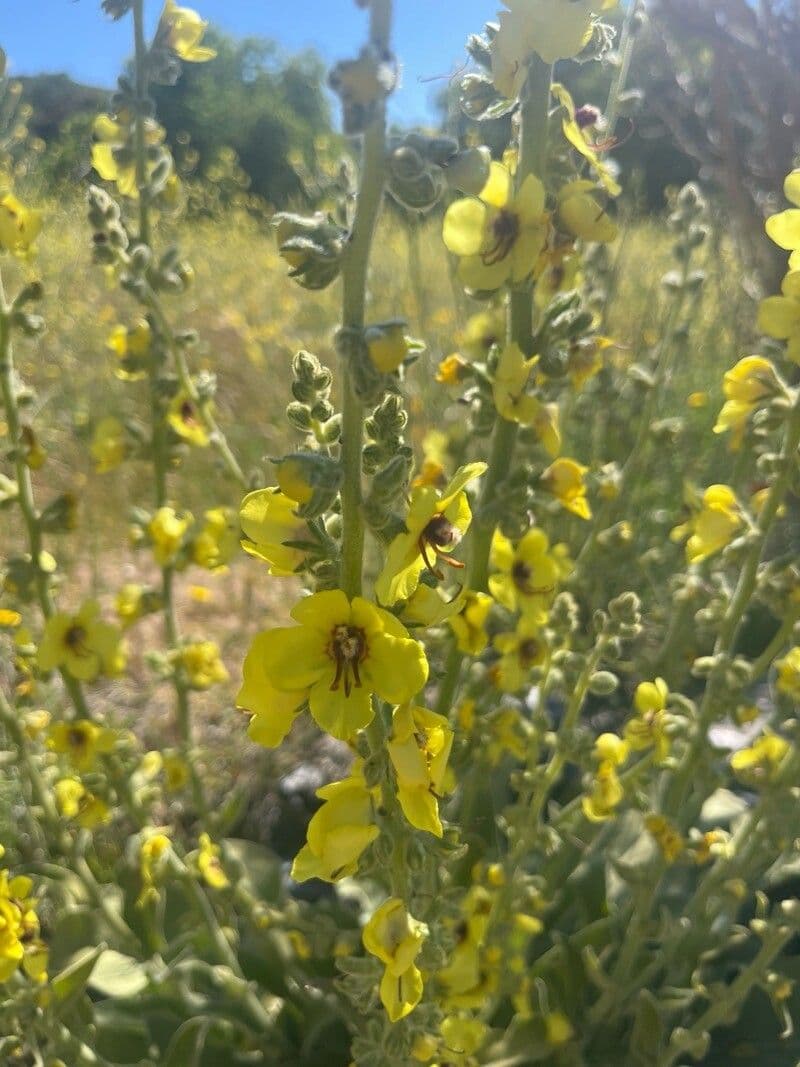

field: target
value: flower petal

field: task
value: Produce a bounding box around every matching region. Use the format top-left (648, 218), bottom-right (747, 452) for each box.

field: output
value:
top-left (443, 198), bottom-right (487, 257)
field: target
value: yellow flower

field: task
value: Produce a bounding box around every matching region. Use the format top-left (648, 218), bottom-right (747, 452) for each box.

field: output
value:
top-left (545, 1012), bottom-right (575, 1046)
top-left (240, 488), bottom-right (310, 576)
top-left (730, 731), bottom-right (790, 785)
top-left (676, 484), bottom-right (742, 564)
top-left (254, 590), bottom-right (429, 740)
top-left (107, 319), bottom-right (151, 380)
top-left (436, 354), bottom-right (469, 385)
top-left (163, 751), bottom-right (190, 791)
top-left (487, 706), bottom-right (531, 763)
top-left (624, 677), bottom-right (671, 762)
top-left (388, 704), bottom-right (454, 837)
top-left (489, 528), bottom-right (560, 620)
top-left (196, 833), bottom-right (229, 889)
top-left (438, 886), bottom-right (495, 1009)
top-left (777, 647), bottom-right (800, 700)
top-left (687, 391), bottom-right (709, 409)
top-left (492, 345), bottom-right (561, 455)
top-left (402, 584), bottom-right (465, 627)
top-left (365, 321), bottom-right (414, 373)
top-left (491, 2), bottom-right (614, 93)
top-left (167, 389), bottom-right (211, 447)
top-left (376, 463), bottom-right (486, 606)
top-left (148, 506), bottom-right (191, 565)
top-left (275, 457), bottom-right (314, 505)
top-left (713, 356), bottom-right (779, 441)
top-left (541, 457), bottom-right (591, 519)
top-left (157, 0), bottom-right (217, 62)
top-left (191, 507), bottom-right (238, 571)
top-left (90, 416), bottom-right (127, 473)
top-left (644, 814), bottom-right (684, 863)
top-left (582, 733), bottom-right (629, 822)
top-left (0, 189), bottom-right (42, 256)
top-left (536, 249), bottom-right (582, 309)
top-left (116, 583), bottom-right (151, 626)
top-left (765, 169), bottom-right (800, 252)
top-left (54, 778), bottom-right (111, 829)
top-left (291, 763), bottom-right (379, 883)
top-left (237, 632), bottom-right (308, 747)
top-left (363, 898), bottom-right (428, 1022)
top-left (460, 308), bottom-right (506, 360)
top-left (443, 162), bottom-right (548, 292)
top-left (440, 1016), bottom-right (488, 1060)
top-left (493, 618), bottom-right (548, 692)
top-left (0, 863), bottom-right (47, 983)
top-left (92, 113), bottom-right (169, 199)
top-left (177, 640), bottom-right (228, 689)
top-left (48, 720), bottom-right (116, 772)
top-left (566, 336), bottom-right (610, 390)
top-left (758, 270), bottom-right (800, 363)
top-left (557, 180), bottom-right (617, 242)
top-left (0, 609), bottom-right (21, 628)
top-left (138, 832), bottom-right (171, 907)
top-left (448, 591), bottom-right (493, 656)
top-left (39, 601), bottom-right (126, 681)
top-left (551, 84), bottom-right (621, 196)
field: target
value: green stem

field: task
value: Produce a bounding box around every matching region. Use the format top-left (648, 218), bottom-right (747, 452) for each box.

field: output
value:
top-left (338, 0), bottom-right (392, 599)
top-left (0, 270), bottom-right (91, 720)
top-left (467, 57), bottom-right (552, 595)
top-left (666, 390), bottom-right (800, 818)
top-left (658, 924), bottom-right (793, 1067)
top-left (132, 0), bottom-right (150, 247)
top-left (142, 286), bottom-right (246, 487)
top-left (171, 856), bottom-right (272, 1031)
top-left (604, 0), bottom-right (639, 137)
top-left (0, 687), bottom-right (59, 828)
top-left (130, 1), bottom-right (206, 816)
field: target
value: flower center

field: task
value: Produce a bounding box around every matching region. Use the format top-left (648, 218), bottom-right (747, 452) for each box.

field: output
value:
top-left (68, 727), bottom-right (88, 750)
top-left (419, 514), bottom-right (464, 579)
top-left (483, 209), bottom-right (520, 267)
top-left (518, 638), bottom-right (541, 666)
top-left (329, 624), bottom-right (367, 698)
top-left (511, 560), bottom-right (552, 599)
top-left (64, 625), bottom-right (89, 656)
top-left (180, 400), bottom-right (198, 426)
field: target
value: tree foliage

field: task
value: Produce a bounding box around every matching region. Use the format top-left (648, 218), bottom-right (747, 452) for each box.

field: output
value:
top-left (150, 31), bottom-right (333, 208)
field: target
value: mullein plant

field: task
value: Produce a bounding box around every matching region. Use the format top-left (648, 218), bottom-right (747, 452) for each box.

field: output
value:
top-left (2, 0), bottom-right (800, 1064)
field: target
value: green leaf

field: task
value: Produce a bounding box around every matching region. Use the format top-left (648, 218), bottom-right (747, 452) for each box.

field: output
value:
top-left (163, 1018), bottom-right (211, 1067)
top-left (93, 1002), bottom-right (152, 1064)
top-left (90, 950), bottom-right (150, 997)
top-left (51, 943), bottom-right (106, 1013)
top-left (48, 907), bottom-right (106, 970)
top-left (222, 838), bottom-right (282, 901)
top-left (700, 788), bottom-right (749, 829)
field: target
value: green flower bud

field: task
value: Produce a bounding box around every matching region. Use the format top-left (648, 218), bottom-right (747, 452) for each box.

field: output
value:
top-left (273, 212), bottom-right (347, 291)
top-left (274, 452), bottom-right (342, 519)
top-left (443, 145), bottom-right (492, 196)
top-left (588, 671), bottom-right (619, 696)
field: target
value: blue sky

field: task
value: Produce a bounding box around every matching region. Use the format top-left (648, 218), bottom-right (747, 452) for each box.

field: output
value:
top-left (3, 0), bottom-right (497, 123)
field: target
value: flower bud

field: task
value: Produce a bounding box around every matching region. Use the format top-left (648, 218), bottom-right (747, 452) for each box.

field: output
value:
top-left (588, 671), bottom-right (619, 696)
top-left (443, 146), bottom-right (492, 196)
top-left (272, 212), bottom-right (347, 291)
